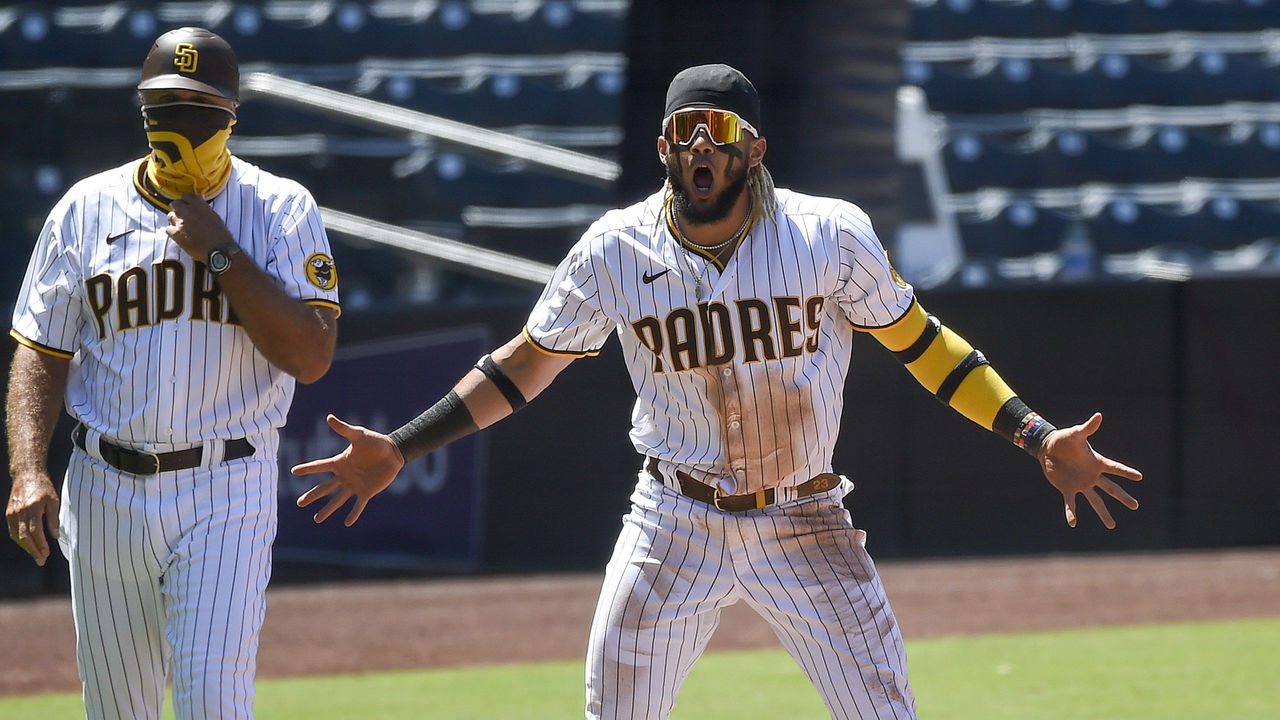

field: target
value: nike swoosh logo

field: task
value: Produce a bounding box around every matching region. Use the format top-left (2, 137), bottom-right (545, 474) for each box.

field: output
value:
top-left (642, 269), bottom-right (671, 284)
top-left (105, 230), bottom-right (134, 244)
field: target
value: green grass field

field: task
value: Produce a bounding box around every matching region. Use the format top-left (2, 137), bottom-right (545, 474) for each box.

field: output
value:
top-left (5, 617), bottom-right (1277, 719)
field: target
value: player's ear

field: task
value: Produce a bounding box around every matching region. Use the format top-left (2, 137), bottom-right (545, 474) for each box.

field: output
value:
top-left (748, 137), bottom-right (767, 168)
top-left (657, 135), bottom-right (670, 162)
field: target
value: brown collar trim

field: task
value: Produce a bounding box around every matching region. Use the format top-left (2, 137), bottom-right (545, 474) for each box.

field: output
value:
top-left (132, 158), bottom-right (172, 212)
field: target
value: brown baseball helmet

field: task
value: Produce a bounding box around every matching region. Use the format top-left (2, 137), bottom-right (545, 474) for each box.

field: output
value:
top-left (137, 27), bottom-right (239, 100)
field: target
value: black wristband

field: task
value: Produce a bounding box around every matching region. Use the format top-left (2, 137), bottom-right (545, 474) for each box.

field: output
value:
top-left (387, 390), bottom-right (478, 463)
top-left (993, 396), bottom-right (1058, 457)
top-left (475, 354), bottom-right (527, 413)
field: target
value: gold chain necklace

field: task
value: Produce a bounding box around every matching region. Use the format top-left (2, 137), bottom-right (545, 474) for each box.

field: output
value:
top-left (672, 201), bottom-right (752, 252)
top-left (671, 201), bottom-right (753, 301)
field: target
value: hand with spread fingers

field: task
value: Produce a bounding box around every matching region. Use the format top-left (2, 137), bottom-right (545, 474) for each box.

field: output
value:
top-left (1037, 412), bottom-right (1143, 529)
top-left (293, 414), bottom-right (406, 527)
top-left (5, 471), bottom-right (61, 566)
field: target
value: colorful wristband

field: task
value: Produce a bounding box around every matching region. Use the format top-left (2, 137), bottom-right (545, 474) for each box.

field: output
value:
top-left (994, 397), bottom-right (1058, 457)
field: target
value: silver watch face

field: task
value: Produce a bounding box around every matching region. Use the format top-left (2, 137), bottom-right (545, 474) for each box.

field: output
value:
top-left (209, 249), bottom-right (231, 274)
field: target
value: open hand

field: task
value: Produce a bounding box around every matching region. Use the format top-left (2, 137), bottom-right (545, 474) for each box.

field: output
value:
top-left (293, 414), bottom-right (405, 526)
top-left (1038, 412), bottom-right (1143, 529)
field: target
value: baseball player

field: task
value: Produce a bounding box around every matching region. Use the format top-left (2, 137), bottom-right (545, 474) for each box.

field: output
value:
top-left (292, 64), bottom-right (1141, 719)
top-left (5, 28), bottom-right (340, 719)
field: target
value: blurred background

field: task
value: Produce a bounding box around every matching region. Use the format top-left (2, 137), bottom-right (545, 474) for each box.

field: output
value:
top-left (2, 0), bottom-right (1278, 598)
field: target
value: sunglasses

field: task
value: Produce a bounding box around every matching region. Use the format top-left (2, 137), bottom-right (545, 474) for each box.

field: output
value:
top-left (663, 108), bottom-right (759, 146)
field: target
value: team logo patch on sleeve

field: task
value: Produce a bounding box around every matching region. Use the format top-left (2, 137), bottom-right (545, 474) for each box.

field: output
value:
top-left (890, 265), bottom-right (909, 290)
top-left (305, 253), bottom-right (338, 290)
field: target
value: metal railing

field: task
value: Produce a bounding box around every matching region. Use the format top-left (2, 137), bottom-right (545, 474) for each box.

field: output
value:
top-left (321, 207), bottom-right (555, 287)
top-left (242, 72), bottom-right (620, 185)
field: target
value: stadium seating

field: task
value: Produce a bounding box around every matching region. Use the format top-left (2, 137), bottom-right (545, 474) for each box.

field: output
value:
top-left (908, 0), bottom-right (1280, 42)
top-left (945, 124), bottom-right (1280, 194)
top-left (0, 0), bottom-right (628, 304)
top-left (359, 71), bottom-right (622, 127)
top-left (904, 0), bottom-right (1280, 283)
top-left (956, 200), bottom-right (1072, 259)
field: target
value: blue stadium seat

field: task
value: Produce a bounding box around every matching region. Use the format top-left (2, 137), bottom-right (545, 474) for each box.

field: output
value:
top-left (532, 1), bottom-right (627, 53)
top-left (1235, 125), bottom-right (1280, 179)
top-left (1067, 0), bottom-right (1134, 33)
top-left (1086, 200), bottom-right (1215, 254)
top-left (1038, 130), bottom-right (1136, 186)
top-left (195, 1), bottom-right (627, 64)
top-left (957, 201), bottom-right (1072, 258)
top-left (408, 153), bottom-right (615, 208)
top-left (1050, 56), bottom-right (1186, 109)
top-left (920, 60), bottom-right (1039, 114)
top-left (1197, 198), bottom-right (1280, 251)
top-left (234, 99), bottom-right (381, 139)
top-left (907, 0), bottom-right (985, 42)
top-left (954, 125), bottom-right (1280, 192)
top-left (1106, 129), bottom-right (1210, 184)
top-left (908, 0), bottom-right (1057, 41)
top-left (1114, 0), bottom-right (1280, 34)
top-left (921, 51), bottom-right (1280, 116)
top-left (213, 2), bottom-right (465, 64)
top-left (944, 133), bottom-right (1039, 191)
top-left (0, 4), bottom-right (122, 68)
top-left (362, 73), bottom-right (621, 127)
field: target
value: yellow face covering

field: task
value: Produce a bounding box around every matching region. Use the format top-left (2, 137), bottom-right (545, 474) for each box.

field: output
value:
top-left (142, 101), bottom-right (236, 200)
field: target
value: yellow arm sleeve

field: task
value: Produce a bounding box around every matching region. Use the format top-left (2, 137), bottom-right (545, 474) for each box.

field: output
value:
top-left (867, 300), bottom-right (1017, 431)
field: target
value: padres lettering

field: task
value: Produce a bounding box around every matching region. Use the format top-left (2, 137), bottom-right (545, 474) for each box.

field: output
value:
top-left (84, 259), bottom-right (239, 339)
top-left (173, 42), bottom-right (198, 73)
top-left (631, 295), bottom-right (824, 372)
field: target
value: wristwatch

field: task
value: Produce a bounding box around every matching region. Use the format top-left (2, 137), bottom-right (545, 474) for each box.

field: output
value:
top-left (207, 242), bottom-right (242, 276)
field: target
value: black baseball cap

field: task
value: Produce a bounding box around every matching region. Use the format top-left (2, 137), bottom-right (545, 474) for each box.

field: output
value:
top-left (663, 64), bottom-right (761, 132)
top-left (138, 27), bottom-right (239, 100)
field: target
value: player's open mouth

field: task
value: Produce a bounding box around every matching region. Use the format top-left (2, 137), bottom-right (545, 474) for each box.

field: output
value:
top-left (692, 166), bottom-right (714, 195)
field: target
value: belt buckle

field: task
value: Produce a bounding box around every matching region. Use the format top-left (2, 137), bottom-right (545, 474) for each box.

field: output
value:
top-left (134, 450), bottom-right (161, 476)
top-left (712, 486), bottom-right (729, 512)
top-left (712, 487), bottom-right (767, 511)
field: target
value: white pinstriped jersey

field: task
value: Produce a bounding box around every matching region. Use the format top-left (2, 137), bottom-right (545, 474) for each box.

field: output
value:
top-left (10, 156), bottom-right (340, 448)
top-left (526, 188), bottom-right (914, 493)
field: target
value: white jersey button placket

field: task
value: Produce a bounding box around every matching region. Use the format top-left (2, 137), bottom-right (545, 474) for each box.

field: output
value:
top-left (717, 364), bottom-right (747, 494)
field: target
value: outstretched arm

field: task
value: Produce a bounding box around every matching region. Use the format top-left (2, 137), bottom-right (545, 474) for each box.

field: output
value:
top-left (292, 333), bottom-right (575, 526)
top-left (868, 299), bottom-right (1142, 528)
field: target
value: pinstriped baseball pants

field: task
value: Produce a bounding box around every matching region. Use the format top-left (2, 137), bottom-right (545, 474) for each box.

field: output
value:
top-left (57, 440), bottom-right (277, 720)
top-left (585, 472), bottom-right (916, 720)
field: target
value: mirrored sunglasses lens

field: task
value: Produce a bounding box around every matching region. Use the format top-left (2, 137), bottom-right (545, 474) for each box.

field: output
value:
top-left (670, 112), bottom-right (705, 143)
top-left (669, 110), bottom-right (741, 144)
top-left (708, 112), bottom-right (741, 144)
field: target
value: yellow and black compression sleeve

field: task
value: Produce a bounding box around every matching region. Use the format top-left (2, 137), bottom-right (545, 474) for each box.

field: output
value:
top-left (867, 300), bottom-right (1056, 454)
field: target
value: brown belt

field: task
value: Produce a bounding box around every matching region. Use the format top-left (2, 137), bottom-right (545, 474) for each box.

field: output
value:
top-left (72, 423), bottom-right (254, 476)
top-left (644, 457), bottom-right (841, 512)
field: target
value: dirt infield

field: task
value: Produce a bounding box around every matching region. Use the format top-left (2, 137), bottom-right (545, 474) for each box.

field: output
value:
top-left (3, 548), bottom-right (1278, 696)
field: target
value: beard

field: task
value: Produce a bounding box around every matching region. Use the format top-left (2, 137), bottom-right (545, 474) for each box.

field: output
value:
top-left (666, 154), bottom-right (750, 226)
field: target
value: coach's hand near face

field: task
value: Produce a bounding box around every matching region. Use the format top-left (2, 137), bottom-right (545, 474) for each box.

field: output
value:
top-left (166, 191), bottom-right (234, 259)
